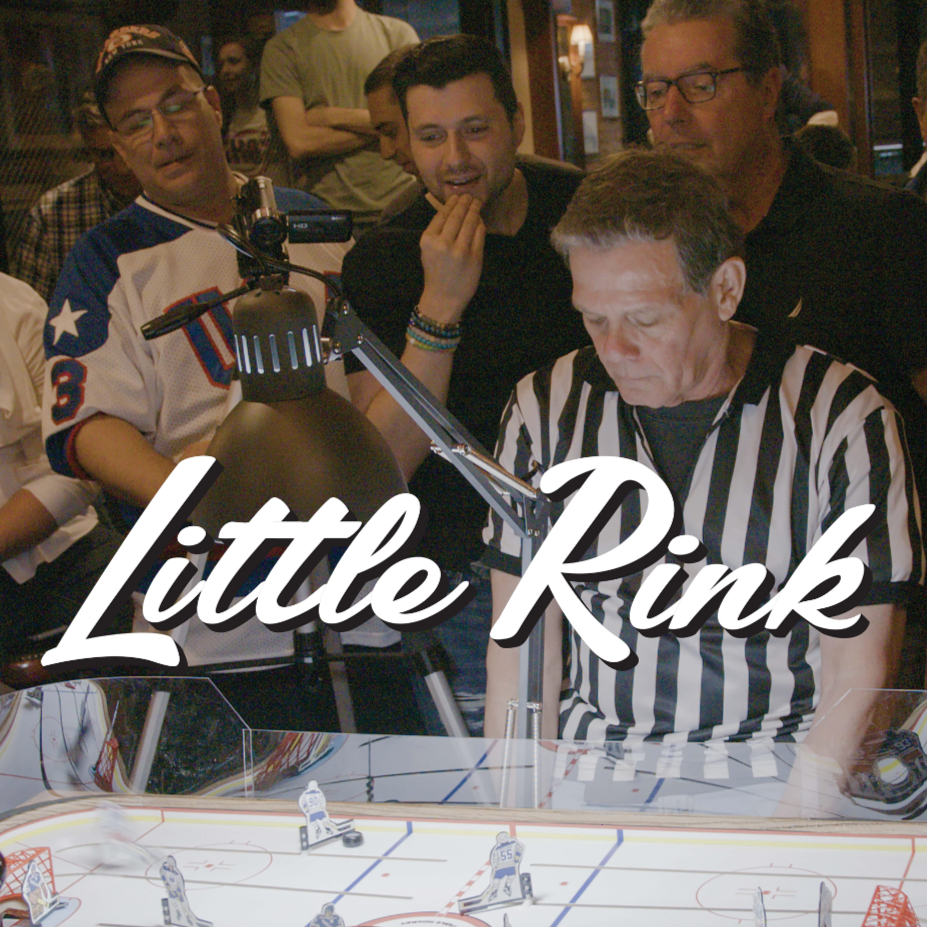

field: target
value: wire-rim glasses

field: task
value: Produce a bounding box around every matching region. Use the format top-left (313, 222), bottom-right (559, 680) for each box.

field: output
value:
top-left (113, 88), bottom-right (207, 141)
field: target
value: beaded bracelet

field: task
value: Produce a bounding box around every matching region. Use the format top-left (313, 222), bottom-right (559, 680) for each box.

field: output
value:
top-left (407, 324), bottom-right (461, 352)
top-left (406, 305), bottom-right (462, 352)
top-left (410, 305), bottom-right (462, 340)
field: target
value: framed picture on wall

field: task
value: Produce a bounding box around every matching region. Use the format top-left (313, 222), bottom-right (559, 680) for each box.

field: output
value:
top-left (600, 75), bottom-right (619, 118)
top-left (595, 0), bottom-right (616, 43)
top-left (583, 110), bottom-right (599, 154)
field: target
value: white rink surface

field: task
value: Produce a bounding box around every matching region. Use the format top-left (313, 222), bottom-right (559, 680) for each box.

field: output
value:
top-left (1, 804), bottom-right (926, 926)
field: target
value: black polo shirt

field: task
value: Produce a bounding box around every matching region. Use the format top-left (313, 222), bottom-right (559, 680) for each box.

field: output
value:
top-left (737, 142), bottom-right (927, 496)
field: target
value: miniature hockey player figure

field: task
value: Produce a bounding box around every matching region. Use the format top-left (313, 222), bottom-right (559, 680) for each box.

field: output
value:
top-left (298, 780), bottom-right (356, 851)
top-left (753, 887), bottom-right (767, 927)
top-left (300, 780), bottom-right (339, 842)
top-left (23, 858), bottom-right (63, 925)
top-left (309, 902), bottom-right (345, 927)
top-left (485, 832), bottom-right (524, 903)
top-left (161, 856), bottom-right (212, 927)
top-left (459, 832), bottom-right (532, 915)
top-left (818, 882), bottom-right (833, 927)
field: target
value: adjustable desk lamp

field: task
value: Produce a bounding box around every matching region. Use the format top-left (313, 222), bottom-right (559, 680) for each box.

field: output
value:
top-left (143, 178), bottom-right (549, 742)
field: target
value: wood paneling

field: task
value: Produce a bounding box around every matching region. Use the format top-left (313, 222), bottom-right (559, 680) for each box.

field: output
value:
top-left (519, 0), bottom-right (562, 159)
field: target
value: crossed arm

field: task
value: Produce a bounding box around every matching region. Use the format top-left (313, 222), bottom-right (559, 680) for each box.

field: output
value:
top-left (271, 97), bottom-right (378, 160)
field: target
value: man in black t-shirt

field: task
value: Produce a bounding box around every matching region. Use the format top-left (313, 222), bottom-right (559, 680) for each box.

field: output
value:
top-left (341, 35), bottom-right (589, 733)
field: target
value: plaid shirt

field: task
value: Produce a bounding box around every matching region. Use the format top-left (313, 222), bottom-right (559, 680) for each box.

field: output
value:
top-left (11, 169), bottom-right (128, 303)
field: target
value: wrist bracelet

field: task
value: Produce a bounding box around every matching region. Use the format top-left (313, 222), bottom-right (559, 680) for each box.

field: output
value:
top-left (407, 323), bottom-right (461, 352)
top-left (410, 305), bottom-right (462, 340)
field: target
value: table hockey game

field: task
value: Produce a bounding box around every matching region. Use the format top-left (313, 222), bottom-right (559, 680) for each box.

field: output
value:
top-left (3, 680), bottom-right (927, 925)
top-left (1, 795), bottom-right (927, 926)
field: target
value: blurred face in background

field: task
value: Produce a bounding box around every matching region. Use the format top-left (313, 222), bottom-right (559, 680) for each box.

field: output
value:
top-left (366, 84), bottom-right (418, 177)
top-left (217, 42), bottom-right (252, 98)
top-left (81, 123), bottom-right (141, 202)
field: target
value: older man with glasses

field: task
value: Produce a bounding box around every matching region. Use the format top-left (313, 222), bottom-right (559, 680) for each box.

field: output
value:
top-left (639, 0), bottom-right (927, 685)
top-left (40, 25), bottom-right (350, 731)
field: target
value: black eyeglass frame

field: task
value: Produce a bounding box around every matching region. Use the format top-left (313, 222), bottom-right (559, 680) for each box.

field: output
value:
top-left (634, 66), bottom-right (750, 111)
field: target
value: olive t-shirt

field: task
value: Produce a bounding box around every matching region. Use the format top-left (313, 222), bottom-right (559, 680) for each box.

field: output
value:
top-left (260, 10), bottom-right (419, 220)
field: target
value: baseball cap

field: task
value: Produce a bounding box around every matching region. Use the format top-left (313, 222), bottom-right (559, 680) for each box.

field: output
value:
top-left (94, 24), bottom-right (203, 108)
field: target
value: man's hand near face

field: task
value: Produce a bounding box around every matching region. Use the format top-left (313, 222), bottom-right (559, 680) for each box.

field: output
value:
top-left (418, 193), bottom-right (485, 325)
top-left (347, 193), bottom-right (485, 479)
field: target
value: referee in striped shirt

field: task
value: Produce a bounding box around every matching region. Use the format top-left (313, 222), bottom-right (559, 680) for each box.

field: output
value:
top-left (484, 149), bottom-right (923, 806)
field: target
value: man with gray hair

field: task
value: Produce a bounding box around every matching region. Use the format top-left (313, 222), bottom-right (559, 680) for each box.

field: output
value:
top-left (12, 87), bottom-right (141, 302)
top-left (483, 149), bottom-right (922, 810)
top-left (638, 0), bottom-right (927, 684)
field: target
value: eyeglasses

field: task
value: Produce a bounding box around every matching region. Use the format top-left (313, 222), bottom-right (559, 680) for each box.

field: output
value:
top-left (634, 67), bottom-right (748, 111)
top-left (113, 88), bottom-right (206, 140)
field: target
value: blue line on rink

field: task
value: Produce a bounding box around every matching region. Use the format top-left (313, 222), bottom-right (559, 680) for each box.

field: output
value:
top-left (548, 829), bottom-right (624, 927)
top-left (643, 777), bottom-right (665, 806)
top-left (440, 742), bottom-right (495, 803)
top-left (321, 820), bottom-right (414, 915)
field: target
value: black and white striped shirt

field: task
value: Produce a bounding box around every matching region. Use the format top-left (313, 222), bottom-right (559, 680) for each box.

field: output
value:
top-left (484, 335), bottom-right (923, 743)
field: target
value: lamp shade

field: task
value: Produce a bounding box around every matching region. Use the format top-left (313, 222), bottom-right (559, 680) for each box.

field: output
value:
top-left (193, 284), bottom-right (406, 535)
top-left (571, 23), bottom-right (593, 56)
top-left (194, 389), bottom-right (407, 535)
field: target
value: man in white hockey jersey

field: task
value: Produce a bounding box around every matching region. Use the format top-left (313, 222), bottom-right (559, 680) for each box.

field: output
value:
top-left (42, 25), bottom-right (349, 730)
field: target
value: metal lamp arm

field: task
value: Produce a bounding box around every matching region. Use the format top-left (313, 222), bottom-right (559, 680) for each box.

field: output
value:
top-left (325, 297), bottom-right (535, 542)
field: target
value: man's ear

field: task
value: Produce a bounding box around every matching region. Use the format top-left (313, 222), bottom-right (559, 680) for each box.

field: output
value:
top-left (204, 85), bottom-right (223, 128)
top-left (711, 256), bottom-right (746, 322)
top-left (511, 101), bottom-right (526, 149)
top-left (110, 132), bottom-right (133, 169)
top-left (760, 65), bottom-right (783, 121)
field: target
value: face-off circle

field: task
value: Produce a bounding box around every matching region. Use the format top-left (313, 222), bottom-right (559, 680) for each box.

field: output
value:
top-left (697, 865), bottom-right (836, 921)
top-left (144, 843), bottom-right (273, 890)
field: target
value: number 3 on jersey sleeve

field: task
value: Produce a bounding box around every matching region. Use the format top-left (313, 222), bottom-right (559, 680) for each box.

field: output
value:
top-left (49, 358), bottom-right (88, 425)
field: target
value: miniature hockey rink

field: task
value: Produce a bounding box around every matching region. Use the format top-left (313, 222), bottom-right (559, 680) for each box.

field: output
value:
top-left (1, 799), bottom-right (926, 926)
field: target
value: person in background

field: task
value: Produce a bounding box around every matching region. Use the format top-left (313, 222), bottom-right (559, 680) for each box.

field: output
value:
top-left (341, 35), bottom-right (590, 734)
top-left (0, 273), bottom-right (130, 681)
top-left (639, 0), bottom-right (927, 686)
top-left (41, 24), bottom-right (348, 732)
top-left (907, 38), bottom-right (927, 199)
top-left (11, 88), bottom-right (141, 302)
top-left (216, 35), bottom-right (270, 177)
top-left (259, 0), bottom-right (419, 230)
top-left (363, 44), bottom-right (423, 223)
top-left (364, 45), bottom-right (419, 181)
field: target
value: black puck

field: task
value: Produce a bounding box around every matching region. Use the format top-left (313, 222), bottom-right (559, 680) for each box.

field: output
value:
top-left (342, 830), bottom-right (363, 848)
